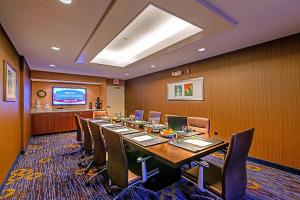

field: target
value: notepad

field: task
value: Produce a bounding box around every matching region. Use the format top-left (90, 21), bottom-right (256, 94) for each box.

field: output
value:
top-left (100, 124), bottom-right (113, 127)
top-left (114, 128), bottom-right (130, 133)
top-left (90, 119), bottom-right (104, 123)
top-left (184, 139), bottom-right (212, 147)
top-left (132, 135), bottom-right (153, 142)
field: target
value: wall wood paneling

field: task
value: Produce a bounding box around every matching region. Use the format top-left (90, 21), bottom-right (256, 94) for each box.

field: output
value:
top-left (20, 57), bottom-right (31, 151)
top-left (0, 25), bottom-right (24, 184)
top-left (125, 34), bottom-right (300, 169)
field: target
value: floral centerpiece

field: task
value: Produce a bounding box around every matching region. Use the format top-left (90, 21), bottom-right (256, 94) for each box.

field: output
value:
top-left (129, 114), bottom-right (135, 121)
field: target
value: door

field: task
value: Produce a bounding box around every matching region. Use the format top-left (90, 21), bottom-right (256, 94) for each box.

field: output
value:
top-left (106, 84), bottom-right (125, 117)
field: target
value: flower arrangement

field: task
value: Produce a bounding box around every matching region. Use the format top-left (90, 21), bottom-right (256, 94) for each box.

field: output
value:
top-left (129, 114), bottom-right (135, 121)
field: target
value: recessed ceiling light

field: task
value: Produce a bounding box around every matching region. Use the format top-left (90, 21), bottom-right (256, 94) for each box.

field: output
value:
top-left (59, 0), bottom-right (72, 4)
top-left (49, 64), bottom-right (56, 67)
top-left (124, 73), bottom-right (130, 76)
top-left (198, 48), bottom-right (206, 52)
top-left (91, 4), bottom-right (203, 67)
top-left (150, 65), bottom-right (156, 68)
top-left (51, 46), bottom-right (60, 51)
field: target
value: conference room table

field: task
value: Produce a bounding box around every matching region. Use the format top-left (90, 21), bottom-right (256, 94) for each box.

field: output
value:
top-left (89, 118), bottom-right (228, 188)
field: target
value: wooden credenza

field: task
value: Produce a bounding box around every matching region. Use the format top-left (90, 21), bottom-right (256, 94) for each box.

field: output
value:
top-left (31, 110), bottom-right (93, 135)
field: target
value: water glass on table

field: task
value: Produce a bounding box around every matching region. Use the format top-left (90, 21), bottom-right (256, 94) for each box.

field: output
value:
top-left (182, 125), bottom-right (188, 133)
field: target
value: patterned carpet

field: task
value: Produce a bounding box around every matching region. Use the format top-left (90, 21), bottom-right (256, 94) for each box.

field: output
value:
top-left (0, 132), bottom-right (299, 200)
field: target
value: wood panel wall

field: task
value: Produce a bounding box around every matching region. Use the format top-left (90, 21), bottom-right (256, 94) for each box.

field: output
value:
top-left (31, 71), bottom-right (107, 110)
top-left (20, 57), bottom-right (31, 151)
top-left (125, 34), bottom-right (300, 169)
top-left (0, 26), bottom-right (22, 184)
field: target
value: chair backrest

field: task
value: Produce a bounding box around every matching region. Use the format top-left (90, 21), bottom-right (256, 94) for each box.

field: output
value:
top-left (135, 110), bottom-right (144, 121)
top-left (187, 117), bottom-right (210, 135)
top-left (88, 121), bottom-right (107, 166)
top-left (148, 111), bottom-right (161, 123)
top-left (80, 118), bottom-right (93, 153)
top-left (221, 128), bottom-right (254, 200)
top-left (74, 114), bottom-right (83, 142)
top-left (102, 128), bottom-right (128, 188)
top-left (167, 116), bottom-right (187, 131)
top-left (93, 110), bottom-right (107, 118)
top-left (164, 114), bottom-right (179, 125)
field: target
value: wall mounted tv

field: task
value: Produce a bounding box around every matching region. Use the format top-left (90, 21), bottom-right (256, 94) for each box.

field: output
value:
top-left (52, 87), bottom-right (87, 106)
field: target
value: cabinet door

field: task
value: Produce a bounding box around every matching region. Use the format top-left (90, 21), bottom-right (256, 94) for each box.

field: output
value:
top-left (32, 113), bottom-right (55, 135)
top-left (54, 112), bottom-right (74, 133)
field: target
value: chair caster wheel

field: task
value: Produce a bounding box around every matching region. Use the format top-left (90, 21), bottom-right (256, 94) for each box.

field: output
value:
top-left (105, 186), bottom-right (112, 194)
top-left (78, 163), bottom-right (83, 167)
top-left (85, 182), bottom-right (90, 186)
top-left (107, 189), bottom-right (112, 194)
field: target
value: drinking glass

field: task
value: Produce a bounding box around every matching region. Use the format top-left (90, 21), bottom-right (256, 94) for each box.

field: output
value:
top-left (182, 125), bottom-right (188, 133)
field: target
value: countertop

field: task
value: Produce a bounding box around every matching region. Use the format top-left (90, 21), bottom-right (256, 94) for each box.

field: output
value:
top-left (31, 109), bottom-right (104, 114)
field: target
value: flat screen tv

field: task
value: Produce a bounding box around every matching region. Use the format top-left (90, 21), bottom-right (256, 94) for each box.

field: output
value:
top-left (52, 87), bottom-right (87, 106)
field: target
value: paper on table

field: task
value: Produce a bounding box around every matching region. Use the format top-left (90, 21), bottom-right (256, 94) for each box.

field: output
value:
top-left (158, 124), bottom-right (166, 127)
top-left (132, 135), bottom-right (153, 142)
top-left (114, 128), bottom-right (130, 133)
top-left (90, 119), bottom-right (104, 123)
top-left (100, 124), bottom-right (114, 127)
top-left (184, 139), bottom-right (212, 147)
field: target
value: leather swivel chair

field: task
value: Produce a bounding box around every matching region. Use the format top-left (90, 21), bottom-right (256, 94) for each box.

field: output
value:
top-left (134, 110), bottom-right (144, 121)
top-left (182, 128), bottom-right (254, 200)
top-left (102, 127), bottom-right (158, 200)
top-left (147, 111), bottom-right (161, 124)
top-left (78, 119), bottom-right (94, 167)
top-left (74, 114), bottom-right (83, 142)
top-left (85, 121), bottom-right (108, 185)
top-left (163, 114), bottom-right (179, 126)
top-left (187, 117), bottom-right (210, 137)
top-left (93, 110), bottom-right (107, 118)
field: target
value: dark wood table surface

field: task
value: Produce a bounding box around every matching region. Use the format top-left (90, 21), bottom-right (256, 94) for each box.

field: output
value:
top-left (123, 136), bottom-right (228, 168)
top-left (91, 119), bottom-right (229, 169)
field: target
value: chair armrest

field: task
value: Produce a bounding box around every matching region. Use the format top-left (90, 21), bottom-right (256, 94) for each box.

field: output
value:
top-left (137, 156), bottom-right (151, 163)
top-left (194, 160), bottom-right (209, 192)
top-left (219, 147), bottom-right (228, 159)
top-left (195, 160), bottom-right (210, 168)
top-left (136, 156), bottom-right (152, 183)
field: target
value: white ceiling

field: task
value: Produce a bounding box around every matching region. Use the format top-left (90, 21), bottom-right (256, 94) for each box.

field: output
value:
top-left (0, 0), bottom-right (300, 80)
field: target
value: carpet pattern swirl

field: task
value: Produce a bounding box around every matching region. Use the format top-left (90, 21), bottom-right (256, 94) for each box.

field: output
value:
top-left (0, 132), bottom-right (299, 200)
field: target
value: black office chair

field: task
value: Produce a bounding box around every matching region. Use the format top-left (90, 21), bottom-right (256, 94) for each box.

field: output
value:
top-left (78, 119), bottom-right (94, 167)
top-left (74, 114), bottom-right (83, 143)
top-left (182, 128), bottom-right (254, 200)
top-left (102, 127), bottom-right (158, 200)
top-left (66, 114), bottom-right (83, 155)
top-left (85, 121), bottom-right (107, 185)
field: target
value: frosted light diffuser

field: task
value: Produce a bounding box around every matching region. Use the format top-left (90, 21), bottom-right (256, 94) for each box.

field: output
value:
top-left (91, 4), bottom-right (203, 67)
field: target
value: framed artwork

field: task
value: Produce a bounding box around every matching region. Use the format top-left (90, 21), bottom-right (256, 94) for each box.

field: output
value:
top-left (3, 60), bottom-right (17, 101)
top-left (167, 77), bottom-right (204, 101)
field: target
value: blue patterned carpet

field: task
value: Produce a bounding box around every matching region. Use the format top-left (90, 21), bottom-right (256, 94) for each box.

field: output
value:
top-left (0, 132), bottom-right (299, 199)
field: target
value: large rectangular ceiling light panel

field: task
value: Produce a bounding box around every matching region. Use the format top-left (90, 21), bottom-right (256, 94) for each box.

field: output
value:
top-left (91, 4), bottom-right (203, 67)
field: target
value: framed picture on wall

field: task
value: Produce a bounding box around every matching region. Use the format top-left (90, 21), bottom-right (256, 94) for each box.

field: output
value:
top-left (3, 60), bottom-right (17, 101)
top-left (167, 77), bottom-right (204, 101)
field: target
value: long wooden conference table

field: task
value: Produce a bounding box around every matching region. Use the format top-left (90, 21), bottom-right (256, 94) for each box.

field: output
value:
top-left (89, 118), bottom-right (228, 188)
